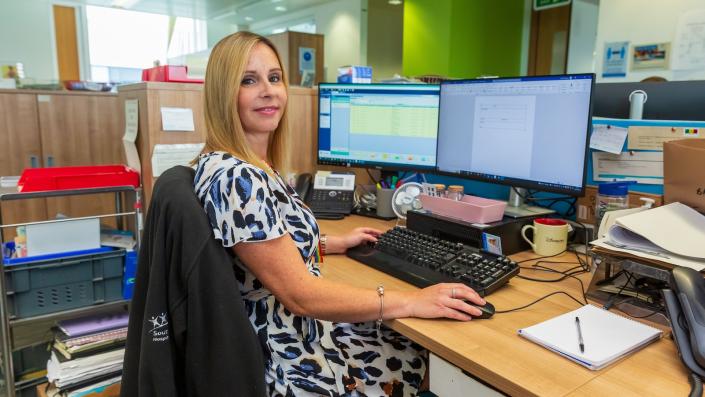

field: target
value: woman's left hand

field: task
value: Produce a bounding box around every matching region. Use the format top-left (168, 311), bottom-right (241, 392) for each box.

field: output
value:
top-left (327, 227), bottom-right (382, 254)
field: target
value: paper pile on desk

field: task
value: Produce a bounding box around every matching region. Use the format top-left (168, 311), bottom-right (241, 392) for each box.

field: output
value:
top-left (591, 202), bottom-right (705, 271)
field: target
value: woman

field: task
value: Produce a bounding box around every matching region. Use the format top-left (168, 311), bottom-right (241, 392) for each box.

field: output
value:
top-left (194, 31), bottom-right (485, 396)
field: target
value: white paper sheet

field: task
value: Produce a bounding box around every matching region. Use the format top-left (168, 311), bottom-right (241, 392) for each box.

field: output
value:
top-left (590, 125), bottom-right (628, 154)
top-left (627, 125), bottom-right (705, 151)
top-left (123, 140), bottom-right (141, 173)
top-left (614, 202), bottom-right (705, 259)
top-left (673, 9), bottom-right (705, 71)
top-left (160, 107), bottom-right (195, 131)
top-left (592, 151), bottom-right (663, 185)
top-left (151, 143), bottom-right (204, 177)
top-left (123, 99), bottom-right (139, 142)
top-left (591, 238), bottom-right (705, 272)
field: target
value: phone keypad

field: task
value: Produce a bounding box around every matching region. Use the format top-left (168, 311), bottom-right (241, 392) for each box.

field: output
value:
top-left (310, 190), bottom-right (353, 213)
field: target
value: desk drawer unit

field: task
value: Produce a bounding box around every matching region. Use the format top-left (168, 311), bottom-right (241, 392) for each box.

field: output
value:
top-left (430, 353), bottom-right (504, 397)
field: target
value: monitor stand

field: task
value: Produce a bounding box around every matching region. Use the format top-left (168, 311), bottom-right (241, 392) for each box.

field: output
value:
top-left (503, 187), bottom-right (555, 219)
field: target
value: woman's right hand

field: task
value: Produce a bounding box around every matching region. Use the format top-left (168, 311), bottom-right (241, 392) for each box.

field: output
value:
top-left (406, 283), bottom-right (486, 321)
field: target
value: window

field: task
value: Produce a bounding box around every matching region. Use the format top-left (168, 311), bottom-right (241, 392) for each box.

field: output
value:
top-left (85, 6), bottom-right (207, 83)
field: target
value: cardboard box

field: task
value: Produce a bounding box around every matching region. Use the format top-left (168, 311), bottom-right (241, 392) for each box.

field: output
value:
top-left (25, 218), bottom-right (100, 257)
top-left (664, 139), bottom-right (705, 212)
top-left (576, 185), bottom-right (663, 225)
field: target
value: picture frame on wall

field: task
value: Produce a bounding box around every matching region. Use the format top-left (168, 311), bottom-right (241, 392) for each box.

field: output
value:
top-left (632, 43), bottom-right (670, 70)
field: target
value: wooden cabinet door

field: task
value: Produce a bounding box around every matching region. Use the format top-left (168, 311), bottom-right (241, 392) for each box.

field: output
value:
top-left (0, 92), bottom-right (47, 238)
top-left (37, 93), bottom-right (123, 167)
top-left (37, 94), bottom-right (123, 225)
top-left (0, 93), bottom-right (42, 175)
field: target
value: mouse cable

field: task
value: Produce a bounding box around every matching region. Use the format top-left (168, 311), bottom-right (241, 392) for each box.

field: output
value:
top-left (603, 271), bottom-right (634, 310)
top-left (518, 266), bottom-right (588, 305)
top-left (495, 291), bottom-right (584, 314)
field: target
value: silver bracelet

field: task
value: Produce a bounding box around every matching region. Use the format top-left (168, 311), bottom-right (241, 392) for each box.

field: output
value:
top-left (376, 285), bottom-right (384, 330)
top-left (320, 234), bottom-right (327, 255)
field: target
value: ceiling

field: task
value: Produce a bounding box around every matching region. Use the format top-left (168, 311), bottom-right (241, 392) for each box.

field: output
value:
top-left (78, 0), bottom-right (337, 25)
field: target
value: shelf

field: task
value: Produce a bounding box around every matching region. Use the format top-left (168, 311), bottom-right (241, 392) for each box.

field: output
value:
top-left (0, 185), bottom-right (136, 201)
top-left (9, 300), bottom-right (129, 328)
top-left (15, 376), bottom-right (45, 390)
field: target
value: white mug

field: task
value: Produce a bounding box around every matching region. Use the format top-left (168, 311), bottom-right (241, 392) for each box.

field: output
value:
top-left (521, 218), bottom-right (572, 256)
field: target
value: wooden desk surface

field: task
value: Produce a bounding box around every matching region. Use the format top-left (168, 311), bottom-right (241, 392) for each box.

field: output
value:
top-left (319, 216), bottom-right (689, 397)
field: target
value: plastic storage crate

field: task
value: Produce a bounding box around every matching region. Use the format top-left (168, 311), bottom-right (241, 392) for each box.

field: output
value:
top-left (12, 343), bottom-right (50, 381)
top-left (4, 249), bottom-right (125, 319)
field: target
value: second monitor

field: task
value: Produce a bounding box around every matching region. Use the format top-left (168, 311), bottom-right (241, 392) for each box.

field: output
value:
top-left (436, 74), bottom-right (595, 217)
top-left (318, 83), bottom-right (440, 171)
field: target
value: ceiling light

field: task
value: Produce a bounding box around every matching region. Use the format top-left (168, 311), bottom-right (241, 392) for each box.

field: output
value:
top-left (388, 0), bottom-right (402, 4)
top-left (111, 0), bottom-right (141, 8)
top-left (245, 16), bottom-right (254, 22)
top-left (275, 6), bottom-right (287, 12)
top-left (271, 0), bottom-right (284, 2)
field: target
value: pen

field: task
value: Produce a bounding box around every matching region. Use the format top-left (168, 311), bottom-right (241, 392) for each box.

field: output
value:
top-left (575, 316), bottom-right (585, 353)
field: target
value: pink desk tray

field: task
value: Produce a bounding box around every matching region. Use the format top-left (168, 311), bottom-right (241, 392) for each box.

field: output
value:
top-left (418, 194), bottom-right (506, 224)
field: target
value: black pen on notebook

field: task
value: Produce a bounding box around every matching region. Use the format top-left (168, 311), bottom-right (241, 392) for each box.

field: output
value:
top-left (575, 316), bottom-right (585, 353)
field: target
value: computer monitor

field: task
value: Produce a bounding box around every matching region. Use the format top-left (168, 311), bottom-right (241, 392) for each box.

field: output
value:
top-left (436, 74), bottom-right (595, 217)
top-left (317, 83), bottom-right (440, 171)
top-left (593, 80), bottom-right (705, 121)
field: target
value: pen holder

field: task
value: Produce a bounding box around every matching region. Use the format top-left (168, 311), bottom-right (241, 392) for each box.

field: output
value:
top-left (376, 188), bottom-right (395, 218)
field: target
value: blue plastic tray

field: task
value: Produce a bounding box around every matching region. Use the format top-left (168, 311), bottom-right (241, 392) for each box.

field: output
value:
top-left (2, 242), bottom-right (115, 266)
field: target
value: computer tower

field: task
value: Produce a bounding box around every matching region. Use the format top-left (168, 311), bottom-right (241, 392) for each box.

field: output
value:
top-left (406, 210), bottom-right (538, 255)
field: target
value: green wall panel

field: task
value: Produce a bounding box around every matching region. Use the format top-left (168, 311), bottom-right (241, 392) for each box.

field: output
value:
top-left (403, 0), bottom-right (524, 79)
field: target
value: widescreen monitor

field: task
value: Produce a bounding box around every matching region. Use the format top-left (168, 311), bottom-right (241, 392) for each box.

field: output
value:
top-left (317, 83), bottom-right (440, 171)
top-left (436, 74), bottom-right (595, 199)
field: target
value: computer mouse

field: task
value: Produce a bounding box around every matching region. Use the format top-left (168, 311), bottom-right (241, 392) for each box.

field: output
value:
top-left (463, 300), bottom-right (495, 319)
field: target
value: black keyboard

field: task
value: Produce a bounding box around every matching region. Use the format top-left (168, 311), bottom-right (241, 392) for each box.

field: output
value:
top-left (346, 227), bottom-right (519, 297)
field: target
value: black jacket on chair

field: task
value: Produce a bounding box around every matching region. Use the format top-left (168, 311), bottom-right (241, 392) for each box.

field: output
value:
top-left (121, 166), bottom-right (265, 397)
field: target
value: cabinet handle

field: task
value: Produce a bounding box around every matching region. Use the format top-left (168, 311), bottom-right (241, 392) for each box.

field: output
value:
top-left (47, 156), bottom-right (55, 167)
top-left (30, 156), bottom-right (38, 168)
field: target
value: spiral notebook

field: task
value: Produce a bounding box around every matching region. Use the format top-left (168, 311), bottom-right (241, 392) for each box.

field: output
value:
top-left (518, 304), bottom-right (662, 370)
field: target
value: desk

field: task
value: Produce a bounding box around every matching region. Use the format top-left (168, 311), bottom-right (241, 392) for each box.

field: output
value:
top-left (319, 216), bottom-right (689, 397)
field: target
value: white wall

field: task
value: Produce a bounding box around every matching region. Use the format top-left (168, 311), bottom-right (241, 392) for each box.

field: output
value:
top-left (567, 0), bottom-right (599, 74)
top-left (249, 0), bottom-right (364, 82)
top-left (0, 0), bottom-right (58, 81)
top-left (595, 0), bottom-right (705, 82)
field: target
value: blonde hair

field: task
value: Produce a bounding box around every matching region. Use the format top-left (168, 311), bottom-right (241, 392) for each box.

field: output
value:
top-left (200, 31), bottom-right (289, 174)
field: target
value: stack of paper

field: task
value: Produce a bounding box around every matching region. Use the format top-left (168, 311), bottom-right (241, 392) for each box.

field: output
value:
top-left (57, 312), bottom-right (129, 338)
top-left (518, 305), bottom-right (662, 370)
top-left (54, 327), bottom-right (128, 360)
top-left (591, 202), bottom-right (705, 271)
top-left (45, 312), bottom-right (129, 394)
top-left (46, 348), bottom-right (124, 389)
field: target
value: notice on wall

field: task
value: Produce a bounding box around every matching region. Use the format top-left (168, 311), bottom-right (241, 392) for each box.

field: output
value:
top-left (592, 151), bottom-right (663, 185)
top-left (627, 126), bottom-right (704, 151)
top-left (299, 47), bottom-right (315, 73)
top-left (589, 125), bottom-right (628, 154)
top-left (123, 99), bottom-right (141, 173)
top-left (602, 41), bottom-right (629, 78)
top-left (631, 43), bottom-right (670, 70)
top-left (673, 9), bottom-right (705, 71)
top-left (151, 143), bottom-right (204, 177)
top-left (160, 107), bottom-right (195, 132)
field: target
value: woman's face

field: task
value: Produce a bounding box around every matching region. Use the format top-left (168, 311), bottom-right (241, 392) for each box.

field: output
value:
top-left (237, 43), bottom-right (287, 136)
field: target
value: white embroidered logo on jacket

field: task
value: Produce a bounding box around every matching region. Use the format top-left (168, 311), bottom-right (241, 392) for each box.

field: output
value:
top-left (148, 312), bottom-right (169, 342)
